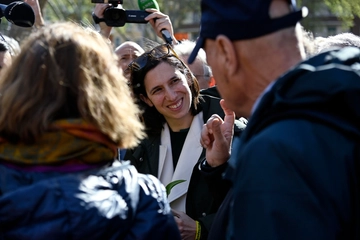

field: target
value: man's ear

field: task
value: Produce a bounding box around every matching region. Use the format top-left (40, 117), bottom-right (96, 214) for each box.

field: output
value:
top-left (140, 94), bottom-right (153, 107)
top-left (215, 35), bottom-right (238, 76)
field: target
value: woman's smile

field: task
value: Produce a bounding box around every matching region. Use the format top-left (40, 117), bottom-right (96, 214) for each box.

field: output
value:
top-left (168, 98), bottom-right (183, 110)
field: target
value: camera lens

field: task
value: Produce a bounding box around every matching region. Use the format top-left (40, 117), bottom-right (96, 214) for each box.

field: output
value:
top-left (104, 7), bottom-right (126, 27)
top-left (110, 10), bottom-right (120, 20)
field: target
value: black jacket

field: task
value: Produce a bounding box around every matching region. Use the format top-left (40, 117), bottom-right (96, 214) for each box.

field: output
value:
top-left (211, 47), bottom-right (360, 240)
top-left (125, 94), bottom-right (246, 239)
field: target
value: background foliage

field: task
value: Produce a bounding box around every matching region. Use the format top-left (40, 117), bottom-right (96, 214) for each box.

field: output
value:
top-left (0, 0), bottom-right (359, 44)
top-left (299, 0), bottom-right (360, 30)
top-left (0, 0), bottom-right (201, 45)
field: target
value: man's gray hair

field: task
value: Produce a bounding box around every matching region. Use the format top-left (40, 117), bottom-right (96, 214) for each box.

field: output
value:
top-left (174, 40), bottom-right (212, 80)
top-left (314, 32), bottom-right (360, 54)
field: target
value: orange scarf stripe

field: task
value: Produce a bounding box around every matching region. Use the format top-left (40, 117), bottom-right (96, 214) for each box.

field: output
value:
top-left (0, 119), bottom-right (118, 165)
top-left (51, 119), bottom-right (118, 155)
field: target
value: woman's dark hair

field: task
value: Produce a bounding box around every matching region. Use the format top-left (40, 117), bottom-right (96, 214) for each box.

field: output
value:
top-left (130, 45), bottom-right (201, 135)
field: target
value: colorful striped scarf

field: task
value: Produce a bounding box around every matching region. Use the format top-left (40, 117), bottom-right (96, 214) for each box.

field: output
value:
top-left (0, 119), bottom-right (118, 165)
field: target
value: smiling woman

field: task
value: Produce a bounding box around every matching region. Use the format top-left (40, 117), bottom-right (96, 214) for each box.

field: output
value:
top-left (129, 44), bottom-right (200, 134)
top-left (141, 62), bottom-right (194, 131)
top-left (126, 43), bottom-right (247, 240)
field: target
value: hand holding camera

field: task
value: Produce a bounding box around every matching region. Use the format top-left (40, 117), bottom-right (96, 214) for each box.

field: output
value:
top-left (91, 0), bottom-right (149, 27)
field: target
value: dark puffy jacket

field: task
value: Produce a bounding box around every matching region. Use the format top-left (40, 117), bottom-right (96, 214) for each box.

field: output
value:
top-left (0, 161), bottom-right (181, 240)
top-left (225, 47), bottom-right (360, 239)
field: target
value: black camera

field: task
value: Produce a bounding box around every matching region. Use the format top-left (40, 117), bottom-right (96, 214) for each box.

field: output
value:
top-left (91, 0), bottom-right (150, 27)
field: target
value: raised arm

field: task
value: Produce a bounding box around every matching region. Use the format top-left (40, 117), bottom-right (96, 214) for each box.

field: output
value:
top-left (24, 0), bottom-right (45, 28)
top-left (93, 3), bottom-right (113, 39)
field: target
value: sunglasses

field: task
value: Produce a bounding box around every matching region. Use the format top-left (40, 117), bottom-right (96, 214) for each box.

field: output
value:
top-left (127, 44), bottom-right (182, 74)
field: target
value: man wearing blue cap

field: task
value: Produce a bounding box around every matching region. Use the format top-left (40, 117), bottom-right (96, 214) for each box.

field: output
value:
top-left (192, 0), bottom-right (360, 239)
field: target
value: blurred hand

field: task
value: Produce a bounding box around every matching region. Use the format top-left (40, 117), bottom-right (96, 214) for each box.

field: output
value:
top-left (172, 209), bottom-right (196, 240)
top-left (24, 0), bottom-right (40, 14)
top-left (144, 9), bottom-right (178, 44)
top-left (200, 99), bottom-right (235, 167)
top-left (93, 3), bottom-right (113, 38)
top-left (24, 0), bottom-right (45, 27)
top-left (93, 3), bottom-right (111, 18)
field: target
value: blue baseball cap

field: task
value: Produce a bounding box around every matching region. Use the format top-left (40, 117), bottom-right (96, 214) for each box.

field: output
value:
top-left (188, 0), bottom-right (308, 64)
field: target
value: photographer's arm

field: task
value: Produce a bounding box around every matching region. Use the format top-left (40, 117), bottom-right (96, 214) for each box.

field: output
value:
top-left (93, 4), bottom-right (113, 39)
top-left (24, 0), bottom-right (45, 28)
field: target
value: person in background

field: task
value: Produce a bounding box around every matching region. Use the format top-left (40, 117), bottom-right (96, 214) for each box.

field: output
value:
top-left (174, 40), bottom-right (215, 90)
top-left (189, 0), bottom-right (360, 239)
top-left (115, 41), bottom-right (145, 160)
top-left (115, 41), bottom-right (145, 80)
top-left (0, 22), bottom-right (181, 240)
top-left (126, 43), bottom-right (246, 239)
top-left (313, 32), bottom-right (360, 54)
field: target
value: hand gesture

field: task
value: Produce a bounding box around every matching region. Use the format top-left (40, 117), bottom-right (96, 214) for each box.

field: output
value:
top-left (200, 99), bottom-right (235, 167)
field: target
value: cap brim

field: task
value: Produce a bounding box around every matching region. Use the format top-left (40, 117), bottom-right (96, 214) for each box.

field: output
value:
top-left (188, 37), bottom-right (205, 64)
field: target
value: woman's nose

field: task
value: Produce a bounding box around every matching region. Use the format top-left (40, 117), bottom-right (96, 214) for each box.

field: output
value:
top-left (164, 88), bottom-right (176, 100)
